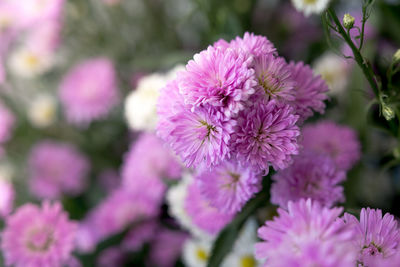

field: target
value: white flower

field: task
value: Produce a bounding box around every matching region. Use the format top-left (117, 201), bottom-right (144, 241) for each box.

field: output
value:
top-left (8, 46), bottom-right (54, 78)
top-left (182, 238), bottom-right (213, 267)
top-left (314, 52), bottom-right (350, 95)
top-left (166, 173), bottom-right (213, 240)
top-left (124, 65), bottom-right (184, 132)
top-left (28, 93), bottom-right (57, 128)
top-left (291, 0), bottom-right (331, 16)
top-left (222, 219), bottom-right (261, 267)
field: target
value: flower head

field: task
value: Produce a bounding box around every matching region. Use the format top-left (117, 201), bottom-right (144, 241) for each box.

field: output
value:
top-left (343, 208), bottom-right (400, 265)
top-left (59, 58), bottom-right (119, 125)
top-left (158, 87), bottom-right (234, 168)
top-left (167, 176), bottom-right (233, 238)
top-left (271, 152), bottom-right (345, 209)
top-left (178, 46), bottom-right (257, 117)
top-left (28, 140), bottom-right (90, 199)
top-left (28, 93), bottom-right (57, 128)
top-left (301, 120), bottom-right (361, 171)
top-left (255, 199), bottom-right (356, 267)
top-left (288, 61), bottom-right (329, 122)
top-left (253, 54), bottom-right (295, 102)
top-left (81, 189), bottom-right (159, 244)
top-left (197, 160), bottom-right (262, 214)
top-left (182, 238), bottom-right (212, 267)
top-left (184, 180), bottom-right (234, 235)
top-left (230, 32), bottom-right (277, 58)
top-left (291, 0), bottom-right (331, 17)
top-left (232, 99), bottom-right (300, 173)
top-left (1, 201), bottom-right (77, 267)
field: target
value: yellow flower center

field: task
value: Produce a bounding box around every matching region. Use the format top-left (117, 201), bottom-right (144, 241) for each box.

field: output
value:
top-left (304, 0), bottom-right (317, 4)
top-left (24, 54), bottom-right (40, 68)
top-left (196, 248), bottom-right (208, 262)
top-left (240, 255), bottom-right (256, 267)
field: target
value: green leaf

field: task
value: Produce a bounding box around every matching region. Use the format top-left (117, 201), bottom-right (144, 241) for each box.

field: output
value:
top-left (206, 174), bottom-right (272, 267)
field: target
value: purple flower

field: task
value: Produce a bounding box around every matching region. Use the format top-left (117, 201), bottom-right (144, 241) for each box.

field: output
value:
top-left (121, 133), bottom-right (183, 205)
top-left (0, 101), bottom-right (15, 144)
top-left (81, 188), bottom-right (158, 244)
top-left (178, 45), bottom-right (257, 117)
top-left (230, 32), bottom-right (277, 58)
top-left (255, 199), bottom-right (356, 267)
top-left (197, 160), bottom-right (262, 214)
top-left (59, 58), bottom-right (119, 125)
top-left (1, 201), bottom-right (77, 267)
top-left (301, 120), bottom-right (361, 171)
top-left (122, 133), bottom-right (182, 182)
top-left (184, 181), bottom-right (234, 235)
top-left (288, 61), bottom-right (329, 122)
top-left (149, 228), bottom-right (188, 267)
top-left (343, 208), bottom-right (400, 265)
top-left (232, 99), bottom-right (300, 173)
top-left (271, 151), bottom-right (345, 209)
top-left (158, 93), bottom-right (234, 168)
top-left (28, 140), bottom-right (90, 199)
top-left (253, 54), bottom-right (295, 102)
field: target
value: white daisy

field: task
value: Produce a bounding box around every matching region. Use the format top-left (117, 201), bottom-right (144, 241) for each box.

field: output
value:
top-left (8, 46), bottom-right (54, 78)
top-left (28, 93), bottom-right (57, 128)
top-left (182, 238), bottom-right (213, 267)
top-left (314, 52), bottom-right (350, 95)
top-left (291, 0), bottom-right (331, 16)
top-left (124, 65), bottom-right (183, 132)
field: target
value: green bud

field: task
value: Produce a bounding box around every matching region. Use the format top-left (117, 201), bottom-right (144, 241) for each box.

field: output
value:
top-left (343, 13), bottom-right (355, 30)
top-left (382, 104), bottom-right (395, 121)
top-left (394, 147), bottom-right (400, 159)
top-left (393, 49), bottom-right (400, 64)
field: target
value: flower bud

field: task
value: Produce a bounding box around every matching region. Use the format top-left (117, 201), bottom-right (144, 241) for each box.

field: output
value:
top-left (393, 49), bottom-right (400, 64)
top-left (382, 104), bottom-right (395, 121)
top-left (343, 13), bottom-right (355, 30)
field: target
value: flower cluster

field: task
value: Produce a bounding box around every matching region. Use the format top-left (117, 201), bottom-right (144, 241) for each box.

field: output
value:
top-left (157, 32), bottom-right (329, 174)
top-left (255, 199), bottom-right (400, 266)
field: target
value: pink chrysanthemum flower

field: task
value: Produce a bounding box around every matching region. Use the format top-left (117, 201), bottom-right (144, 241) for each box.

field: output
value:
top-left (0, 179), bottom-right (15, 217)
top-left (301, 120), bottom-right (361, 171)
top-left (122, 133), bottom-right (181, 182)
top-left (81, 188), bottom-right (159, 244)
top-left (253, 54), bottom-right (296, 102)
top-left (178, 46), bottom-right (257, 117)
top-left (232, 99), bottom-right (300, 173)
top-left (255, 199), bottom-right (356, 267)
top-left (59, 58), bottom-right (119, 125)
top-left (149, 228), bottom-right (188, 267)
top-left (231, 32), bottom-right (277, 58)
top-left (184, 181), bottom-right (234, 235)
top-left (0, 101), bottom-right (15, 144)
top-left (197, 160), bottom-right (262, 214)
top-left (288, 61), bottom-right (329, 123)
top-left (343, 208), bottom-right (400, 265)
top-left (271, 152), bottom-right (345, 209)
top-left (28, 140), bottom-right (90, 199)
top-left (1, 201), bottom-right (77, 267)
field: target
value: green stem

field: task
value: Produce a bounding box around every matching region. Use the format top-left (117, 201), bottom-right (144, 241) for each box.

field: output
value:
top-left (327, 7), bottom-right (380, 99)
